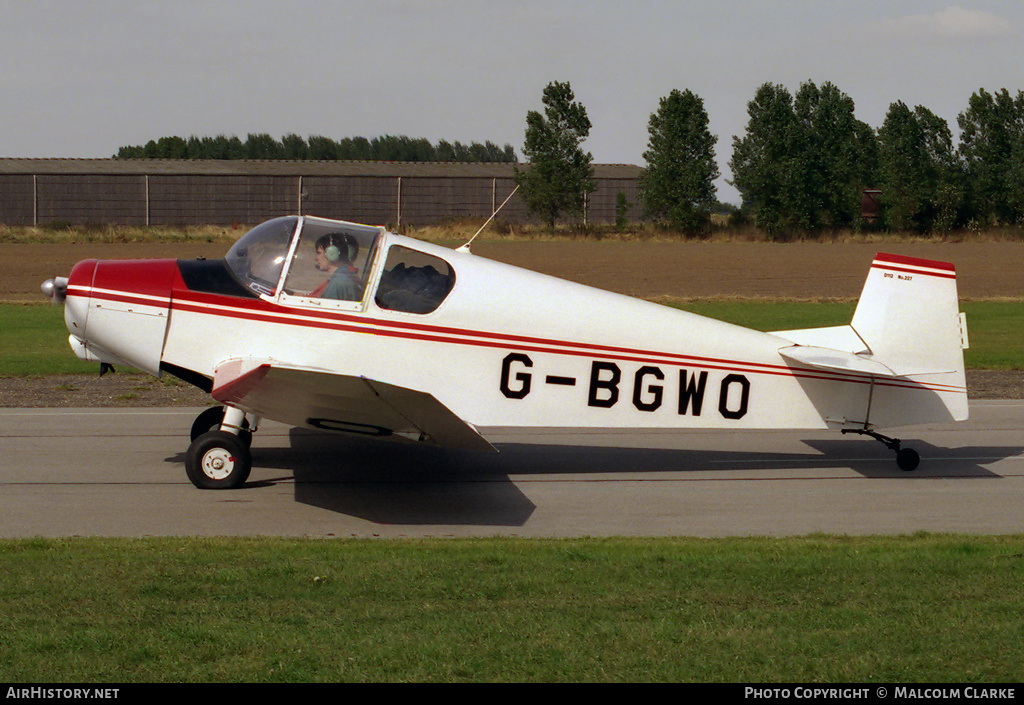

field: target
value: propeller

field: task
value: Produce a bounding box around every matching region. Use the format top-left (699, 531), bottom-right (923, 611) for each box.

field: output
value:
top-left (41, 276), bottom-right (69, 303)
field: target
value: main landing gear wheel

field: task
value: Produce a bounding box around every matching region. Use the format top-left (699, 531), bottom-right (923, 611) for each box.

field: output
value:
top-left (185, 430), bottom-right (252, 490)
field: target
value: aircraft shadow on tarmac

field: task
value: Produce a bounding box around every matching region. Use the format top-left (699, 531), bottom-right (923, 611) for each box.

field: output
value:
top-left (169, 428), bottom-right (1019, 527)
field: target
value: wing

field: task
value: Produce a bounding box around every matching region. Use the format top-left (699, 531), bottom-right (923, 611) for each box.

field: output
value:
top-left (210, 357), bottom-right (496, 451)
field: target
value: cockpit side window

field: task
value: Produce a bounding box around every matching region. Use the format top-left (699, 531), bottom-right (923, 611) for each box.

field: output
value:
top-left (282, 219), bottom-right (380, 303)
top-left (375, 246), bottom-right (455, 314)
top-left (224, 216), bottom-right (298, 297)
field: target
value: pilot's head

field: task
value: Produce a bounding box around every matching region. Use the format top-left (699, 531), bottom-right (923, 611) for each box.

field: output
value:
top-left (315, 233), bottom-right (358, 271)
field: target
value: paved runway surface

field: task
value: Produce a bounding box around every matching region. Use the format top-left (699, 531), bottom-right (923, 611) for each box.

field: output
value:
top-left (2, 401), bottom-right (1023, 538)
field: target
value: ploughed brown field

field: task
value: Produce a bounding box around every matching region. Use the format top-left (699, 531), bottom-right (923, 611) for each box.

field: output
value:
top-left (3, 239), bottom-right (1024, 302)
top-left (2, 238), bottom-right (1022, 405)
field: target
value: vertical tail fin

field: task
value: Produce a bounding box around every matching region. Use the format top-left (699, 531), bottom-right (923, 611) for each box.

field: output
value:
top-left (850, 253), bottom-right (966, 378)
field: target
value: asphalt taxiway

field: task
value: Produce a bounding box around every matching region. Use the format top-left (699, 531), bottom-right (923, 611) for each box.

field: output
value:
top-left (1, 401), bottom-right (1022, 538)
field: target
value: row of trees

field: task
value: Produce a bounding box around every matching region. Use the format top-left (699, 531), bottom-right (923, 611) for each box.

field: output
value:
top-left (115, 133), bottom-right (517, 163)
top-left (513, 80), bottom-right (1024, 236)
top-left (732, 83), bottom-right (1024, 236)
top-left (114, 82), bottom-right (1022, 235)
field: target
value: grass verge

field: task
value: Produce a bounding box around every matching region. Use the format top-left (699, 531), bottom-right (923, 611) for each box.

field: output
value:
top-left (2, 535), bottom-right (1023, 682)
top-left (0, 304), bottom-right (96, 376)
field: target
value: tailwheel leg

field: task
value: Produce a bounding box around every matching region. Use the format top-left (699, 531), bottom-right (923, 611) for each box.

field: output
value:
top-left (842, 428), bottom-right (920, 471)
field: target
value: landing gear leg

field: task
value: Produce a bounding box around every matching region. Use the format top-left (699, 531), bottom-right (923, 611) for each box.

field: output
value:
top-left (842, 428), bottom-right (920, 472)
top-left (190, 406), bottom-right (256, 447)
top-left (185, 405), bottom-right (254, 489)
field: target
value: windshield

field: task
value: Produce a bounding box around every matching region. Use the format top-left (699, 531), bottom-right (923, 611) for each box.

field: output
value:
top-left (225, 216), bottom-right (299, 296)
top-left (282, 218), bottom-right (381, 302)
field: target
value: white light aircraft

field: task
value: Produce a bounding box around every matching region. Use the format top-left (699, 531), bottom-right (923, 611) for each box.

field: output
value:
top-left (41, 215), bottom-right (969, 489)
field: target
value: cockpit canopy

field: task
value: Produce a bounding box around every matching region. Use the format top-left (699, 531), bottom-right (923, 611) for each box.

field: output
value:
top-left (225, 216), bottom-right (296, 296)
top-left (225, 216), bottom-right (381, 299)
top-left (224, 215), bottom-right (455, 315)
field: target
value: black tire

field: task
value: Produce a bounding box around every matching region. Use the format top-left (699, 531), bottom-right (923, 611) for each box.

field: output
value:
top-left (896, 448), bottom-right (920, 472)
top-left (190, 406), bottom-right (252, 447)
top-left (185, 430), bottom-right (252, 490)
top-left (190, 406), bottom-right (226, 442)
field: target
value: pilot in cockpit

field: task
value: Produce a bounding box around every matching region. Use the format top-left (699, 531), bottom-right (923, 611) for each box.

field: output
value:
top-left (310, 233), bottom-right (362, 300)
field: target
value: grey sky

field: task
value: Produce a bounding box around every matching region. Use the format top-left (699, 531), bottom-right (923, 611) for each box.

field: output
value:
top-left (2, 1), bottom-right (1021, 203)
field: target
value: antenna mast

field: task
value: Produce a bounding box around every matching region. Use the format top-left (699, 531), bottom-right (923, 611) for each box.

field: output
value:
top-left (456, 185), bottom-right (519, 253)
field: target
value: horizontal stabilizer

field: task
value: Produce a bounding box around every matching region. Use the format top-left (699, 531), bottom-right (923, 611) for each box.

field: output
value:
top-left (771, 325), bottom-right (867, 353)
top-left (778, 345), bottom-right (897, 377)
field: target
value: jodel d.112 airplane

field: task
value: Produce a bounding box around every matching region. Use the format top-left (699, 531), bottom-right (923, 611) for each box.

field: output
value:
top-left (41, 214), bottom-right (969, 489)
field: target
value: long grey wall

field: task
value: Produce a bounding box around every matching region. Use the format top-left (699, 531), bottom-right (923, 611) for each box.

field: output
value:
top-left (0, 160), bottom-right (641, 228)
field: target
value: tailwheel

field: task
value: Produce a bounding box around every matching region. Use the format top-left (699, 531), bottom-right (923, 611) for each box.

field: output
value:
top-left (185, 430), bottom-right (252, 490)
top-left (896, 447), bottom-right (921, 472)
top-left (842, 428), bottom-right (920, 472)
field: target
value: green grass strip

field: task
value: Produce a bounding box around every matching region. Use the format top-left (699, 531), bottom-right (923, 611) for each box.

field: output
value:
top-left (0, 304), bottom-right (97, 376)
top-left (2, 535), bottom-right (1023, 682)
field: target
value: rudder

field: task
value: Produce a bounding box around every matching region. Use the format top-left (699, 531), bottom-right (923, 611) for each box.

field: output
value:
top-left (850, 253), bottom-right (966, 378)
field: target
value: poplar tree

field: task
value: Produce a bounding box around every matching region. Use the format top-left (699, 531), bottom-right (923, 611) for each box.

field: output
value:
top-left (730, 81), bottom-right (877, 236)
top-left (728, 83), bottom-right (798, 237)
top-left (638, 89), bottom-right (718, 235)
top-left (958, 88), bottom-right (1024, 225)
top-left (515, 81), bottom-right (596, 229)
top-left (792, 81), bottom-right (877, 230)
top-left (877, 102), bottom-right (962, 232)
